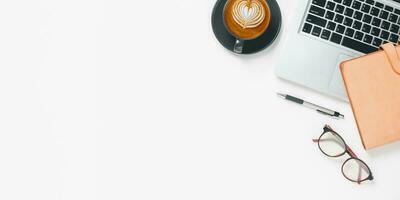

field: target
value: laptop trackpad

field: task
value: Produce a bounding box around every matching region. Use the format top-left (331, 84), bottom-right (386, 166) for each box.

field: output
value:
top-left (329, 54), bottom-right (352, 98)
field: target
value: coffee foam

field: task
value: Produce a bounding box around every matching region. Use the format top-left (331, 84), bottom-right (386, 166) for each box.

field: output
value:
top-left (232, 0), bottom-right (265, 29)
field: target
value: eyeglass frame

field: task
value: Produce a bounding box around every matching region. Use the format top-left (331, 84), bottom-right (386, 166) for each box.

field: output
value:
top-left (313, 125), bottom-right (374, 184)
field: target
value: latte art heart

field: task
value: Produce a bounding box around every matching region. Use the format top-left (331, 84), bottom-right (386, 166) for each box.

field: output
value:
top-left (232, 0), bottom-right (265, 29)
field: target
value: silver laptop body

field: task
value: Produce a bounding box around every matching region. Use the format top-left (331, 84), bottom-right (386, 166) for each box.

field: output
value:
top-left (276, 0), bottom-right (400, 100)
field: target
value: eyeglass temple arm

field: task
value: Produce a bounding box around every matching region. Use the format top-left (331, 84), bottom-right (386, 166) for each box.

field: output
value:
top-left (312, 125), bottom-right (337, 143)
top-left (357, 165), bottom-right (362, 184)
top-left (346, 145), bottom-right (358, 158)
top-left (347, 145), bottom-right (372, 183)
top-left (312, 138), bottom-right (344, 147)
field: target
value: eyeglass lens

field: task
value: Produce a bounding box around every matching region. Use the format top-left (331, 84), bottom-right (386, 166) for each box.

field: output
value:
top-left (318, 131), bottom-right (346, 157)
top-left (342, 158), bottom-right (371, 182)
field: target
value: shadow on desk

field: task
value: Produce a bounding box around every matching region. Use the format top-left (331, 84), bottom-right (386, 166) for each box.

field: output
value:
top-left (231, 27), bottom-right (284, 60)
top-left (368, 141), bottom-right (400, 158)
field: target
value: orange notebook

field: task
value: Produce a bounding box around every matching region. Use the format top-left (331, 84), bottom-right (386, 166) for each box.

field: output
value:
top-left (340, 43), bottom-right (400, 150)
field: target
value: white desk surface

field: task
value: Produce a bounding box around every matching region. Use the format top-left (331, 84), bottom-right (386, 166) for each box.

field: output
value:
top-left (1, 0), bottom-right (400, 199)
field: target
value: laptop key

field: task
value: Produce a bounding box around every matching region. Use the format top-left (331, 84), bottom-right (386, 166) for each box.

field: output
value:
top-left (312, 26), bottom-right (322, 36)
top-left (363, 34), bottom-right (373, 43)
top-left (344, 8), bottom-right (354, 17)
top-left (371, 17), bottom-right (381, 26)
top-left (354, 11), bottom-right (363, 20)
top-left (395, 9), bottom-right (400, 15)
top-left (321, 29), bottom-right (332, 40)
top-left (310, 5), bottom-right (326, 17)
top-left (366, 0), bottom-right (374, 5)
top-left (388, 14), bottom-right (398, 23)
top-left (355, 31), bottom-right (364, 40)
top-left (312, 0), bottom-right (327, 7)
top-left (362, 24), bottom-right (372, 33)
top-left (371, 27), bottom-right (380, 36)
top-left (336, 5), bottom-right (345, 14)
top-left (344, 17), bottom-right (353, 26)
top-left (343, 0), bottom-right (353, 6)
top-left (352, 1), bottom-right (362, 9)
top-left (390, 24), bottom-right (399, 33)
top-left (381, 21), bottom-right (390, 30)
top-left (327, 21), bottom-right (337, 31)
top-left (342, 36), bottom-right (377, 53)
top-left (362, 14), bottom-right (372, 23)
top-left (384, 5), bottom-right (394, 12)
top-left (380, 30), bottom-right (389, 40)
top-left (361, 4), bottom-right (371, 13)
top-left (372, 37), bottom-right (383, 46)
top-left (380, 10), bottom-right (389, 20)
top-left (370, 7), bottom-right (380, 16)
top-left (375, 2), bottom-right (384, 8)
top-left (345, 27), bottom-right (356, 37)
top-left (353, 20), bottom-right (362, 29)
top-left (303, 23), bottom-right (313, 33)
top-left (326, 11), bottom-right (335, 20)
top-left (306, 14), bottom-right (328, 27)
top-left (389, 33), bottom-right (399, 43)
top-left (330, 32), bottom-right (343, 44)
top-left (334, 14), bottom-right (345, 23)
top-left (336, 24), bottom-right (346, 34)
top-left (326, 1), bottom-right (335, 11)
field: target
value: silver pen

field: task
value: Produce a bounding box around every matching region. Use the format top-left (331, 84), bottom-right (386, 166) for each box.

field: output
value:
top-left (277, 93), bottom-right (344, 119)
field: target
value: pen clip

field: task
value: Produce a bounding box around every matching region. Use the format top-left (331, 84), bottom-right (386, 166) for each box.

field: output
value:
top-left (317, 110), bottom-right (344, 119)
top-left (316, 109), bottom-right (334, 117)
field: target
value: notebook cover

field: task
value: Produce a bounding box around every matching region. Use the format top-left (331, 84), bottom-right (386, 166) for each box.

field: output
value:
top-left (340, 44), bottom-right (400, 150)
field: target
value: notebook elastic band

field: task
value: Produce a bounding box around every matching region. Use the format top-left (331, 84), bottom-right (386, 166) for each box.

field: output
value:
top-left (380, 43), bottom-right (400, 75)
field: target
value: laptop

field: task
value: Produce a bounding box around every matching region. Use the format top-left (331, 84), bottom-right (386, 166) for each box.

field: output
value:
top-left (275, 0), bottom-right (400, 100)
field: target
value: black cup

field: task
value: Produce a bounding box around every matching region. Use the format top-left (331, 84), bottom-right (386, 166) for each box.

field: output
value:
top-left (222, 0), bottom-right (271, 53)
top-left (212, 0), bottom-right (282, 54)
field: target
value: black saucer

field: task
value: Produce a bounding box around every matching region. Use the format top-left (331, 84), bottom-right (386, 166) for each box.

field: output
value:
top-left (211, 0), bottom-right (282, 54)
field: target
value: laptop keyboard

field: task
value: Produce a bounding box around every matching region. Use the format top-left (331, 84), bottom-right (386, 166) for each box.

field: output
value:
top-left (302, 0), bottom-right (400, 54)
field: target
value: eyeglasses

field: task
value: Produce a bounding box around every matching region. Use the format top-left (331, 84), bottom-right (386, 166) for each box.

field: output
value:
top-left (313, 125), bottom-right (373, 184)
